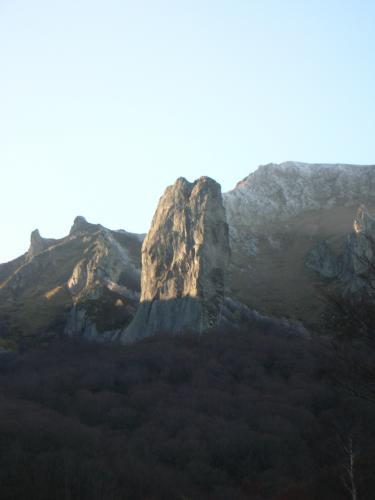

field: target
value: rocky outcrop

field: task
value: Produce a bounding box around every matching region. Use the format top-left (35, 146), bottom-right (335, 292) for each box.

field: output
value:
top-left (121, 176), bottom-right (230, 342)
top-left (69, 215), bottom-right (101, 235)
top-left (306, 206), bottom-right (375, 293)
top-left (0, 218), bottom-right (143, 345)
top-left (27, 229), bottom-right (56, 261)
top-left (64, 226), bottom-right (142, 338)
top-left (346, 208), bottom-right (375, 285)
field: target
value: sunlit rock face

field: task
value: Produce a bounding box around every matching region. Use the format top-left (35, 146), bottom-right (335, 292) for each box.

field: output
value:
top-left (122, 176), bottom-right (230, 342)
top-left (0, 217), bottom-right (143, 344)
top-left (64, 222), bottom-right (143, 339)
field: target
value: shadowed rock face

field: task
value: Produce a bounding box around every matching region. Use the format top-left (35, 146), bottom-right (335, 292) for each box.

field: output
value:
top-left (122, 176), bottom-right (230, 342)
top-left (306, 206), bottom-right (375, 293)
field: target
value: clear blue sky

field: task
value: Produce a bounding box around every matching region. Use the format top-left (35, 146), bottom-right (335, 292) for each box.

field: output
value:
top-left (1, 0), bottom-right (374, 262)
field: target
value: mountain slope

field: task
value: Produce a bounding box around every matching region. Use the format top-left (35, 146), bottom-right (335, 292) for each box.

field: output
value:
top-left (0, 217), bottom-right (143, 346)
top-left (224, 161), bottom-right (375, 325)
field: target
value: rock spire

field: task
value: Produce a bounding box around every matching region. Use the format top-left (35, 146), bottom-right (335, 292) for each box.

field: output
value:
top-left (122, 176), bottom-right (230, 342)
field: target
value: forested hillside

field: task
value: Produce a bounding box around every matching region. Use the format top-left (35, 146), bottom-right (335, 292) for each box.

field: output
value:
top-left (0, 320), bottom-right (374, 499)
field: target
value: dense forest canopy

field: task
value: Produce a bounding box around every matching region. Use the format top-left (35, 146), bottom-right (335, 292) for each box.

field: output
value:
top-left (0, 318), bottom-right (374, 500)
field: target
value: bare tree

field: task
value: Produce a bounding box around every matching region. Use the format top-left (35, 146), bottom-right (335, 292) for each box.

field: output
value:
top-left (337, 431), bottom-right (358, 500)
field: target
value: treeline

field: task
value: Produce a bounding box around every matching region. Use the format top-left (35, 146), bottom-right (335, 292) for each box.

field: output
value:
top-left (0, 321), bottom-right (374, 499)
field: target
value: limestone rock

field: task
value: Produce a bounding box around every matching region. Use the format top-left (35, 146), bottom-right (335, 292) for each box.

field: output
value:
top-left (70, 215), bottom-right (101, 235)
top-left (27, 229), bottom-right (56, 260)
top-left (0, 217), bottom-right (143, 344)
top-left (122, 176), bottom-right (230, 342)
top-left (64, 227), bottom-right (142, 338)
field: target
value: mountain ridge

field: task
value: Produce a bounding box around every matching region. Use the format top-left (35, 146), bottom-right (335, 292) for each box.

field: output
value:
top-left (0, 218), bottom-right (143, 346)
top-left (1, 161), bottom-right (375, 345)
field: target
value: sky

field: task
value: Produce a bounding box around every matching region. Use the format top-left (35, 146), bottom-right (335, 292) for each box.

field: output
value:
top-left (1, 0), bottom-right (374, 262)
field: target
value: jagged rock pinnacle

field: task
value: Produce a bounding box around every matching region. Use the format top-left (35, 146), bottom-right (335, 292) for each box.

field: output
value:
top-left (28, 229), bottom-right (47, 259)
top-left (70, 216), bottom-right (98, 235)
top-left (122, 176), bottom-right (230, 342)
top-left (353, 205), bottom-right (375, 234)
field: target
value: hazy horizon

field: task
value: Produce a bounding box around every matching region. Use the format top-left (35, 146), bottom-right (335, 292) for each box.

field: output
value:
top-left (1, 1), bottom-right (375, 262)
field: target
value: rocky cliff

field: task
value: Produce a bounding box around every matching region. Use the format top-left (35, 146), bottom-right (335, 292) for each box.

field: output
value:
top-left (0, 217), bottom-right (143, 346)
top-left (223, 161), bottom-right (375, 325)
top-left (121, 176), bottom-right (230, 342)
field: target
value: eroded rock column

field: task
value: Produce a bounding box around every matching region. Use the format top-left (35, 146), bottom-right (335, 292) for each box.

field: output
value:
top-left (122, 176), bottom-right (230, 342)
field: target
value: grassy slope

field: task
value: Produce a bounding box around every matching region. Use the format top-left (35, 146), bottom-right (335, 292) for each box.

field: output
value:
top-left (228, 205), bottom-right (373, 327)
